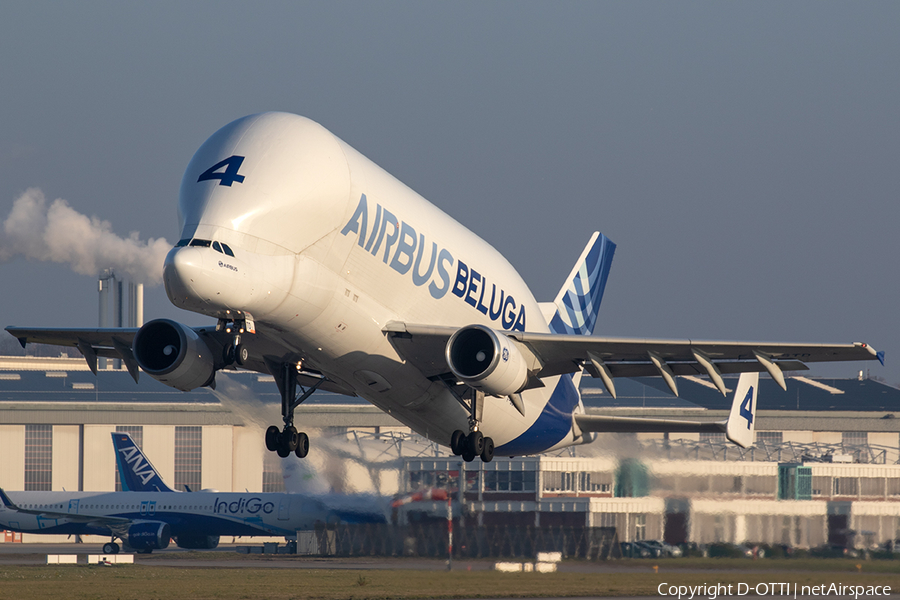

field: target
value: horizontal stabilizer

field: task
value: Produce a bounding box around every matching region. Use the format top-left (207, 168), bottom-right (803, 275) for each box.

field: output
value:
top-left (575, 413), bottom-right (725, 434)
top-left (574, 371), bottom-right (760, 448)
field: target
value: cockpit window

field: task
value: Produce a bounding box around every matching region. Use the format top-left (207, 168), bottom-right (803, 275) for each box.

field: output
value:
top-left (221, 243), bottom-right (235, 257)
top-left (212, 241), bottom-right (224, 254)
top-left (189, 239), bottom-right (212, 248)
top-left (175, 238), bottom-right (190, 247)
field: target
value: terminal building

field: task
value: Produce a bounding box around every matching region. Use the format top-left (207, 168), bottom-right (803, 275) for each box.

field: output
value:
top-left (1, 352), bottom-right (899, 550)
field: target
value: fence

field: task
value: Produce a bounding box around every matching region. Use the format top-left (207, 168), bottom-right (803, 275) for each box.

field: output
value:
top-left (312, 523), bottom-right (620, 560)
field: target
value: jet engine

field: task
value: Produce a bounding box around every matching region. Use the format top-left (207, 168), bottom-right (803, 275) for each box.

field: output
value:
top-left (175, 534), bottom-right (220, 550)
top-left (445, 325), bottom-right (529, 396)
top-left (132, 319), bottom-right (216, 391)
top-left (127, 521), bottom-right (171, 551)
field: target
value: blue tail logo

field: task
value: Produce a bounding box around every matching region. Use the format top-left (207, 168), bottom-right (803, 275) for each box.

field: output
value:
top-left (112, 433), bottom-right (176, 493)
top-left (548, 232), bottom-right (616, 336)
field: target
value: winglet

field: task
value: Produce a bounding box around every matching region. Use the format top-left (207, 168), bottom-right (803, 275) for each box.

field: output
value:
top-left (112, 432), bottom-right (177, 493)
top-left (877, 351), bottom-right (885, 366)
top-left (725, 372), bottom-right (759, 448)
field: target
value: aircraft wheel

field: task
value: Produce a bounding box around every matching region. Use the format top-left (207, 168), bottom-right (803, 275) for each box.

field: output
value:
top-left (462, 449), bottom-right (476, 462)
top-left (265, 426), bottom-right (280, 452)
top-left (103, 542), bottom-right (119, 554)
top-left (480, 437), bottom-right (494, 462)
top-left (223, 345), bottom-right (235, 365)
top-left (450, 430), bottom-right (465, 455)
top-left (284, 426), bottom-right (299, 452)
top-left (235, 344), bottom-right (249, 366)
top-left (295, 432), bottom-right (309, 458)
top-left (467, 431), bottom-right (484, 456)
top-left (276, 443), bottom-right (291, 458)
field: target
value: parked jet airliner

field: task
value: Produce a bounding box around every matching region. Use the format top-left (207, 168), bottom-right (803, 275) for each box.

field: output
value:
top-left (0, 432), bottom-right (387, 554)
top-left (6, 113), bottom-right (883, 462)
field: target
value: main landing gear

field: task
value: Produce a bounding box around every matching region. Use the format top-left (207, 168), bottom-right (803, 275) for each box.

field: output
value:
top-left (449, 388), bottom-right (494, 462)
top-left (102, 540), bottom-right (120, 554)
top-left (451, 428), bottom-right (494, 462)
top-left (264, 362), bottom-right (323, 459)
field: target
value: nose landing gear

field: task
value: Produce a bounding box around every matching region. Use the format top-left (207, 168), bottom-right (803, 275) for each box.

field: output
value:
top-left (217, 312), bottom-right (253, 367)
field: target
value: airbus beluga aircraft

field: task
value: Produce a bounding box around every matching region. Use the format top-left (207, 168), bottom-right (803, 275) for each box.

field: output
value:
top-left (7, 112), bottom-right (883, 462)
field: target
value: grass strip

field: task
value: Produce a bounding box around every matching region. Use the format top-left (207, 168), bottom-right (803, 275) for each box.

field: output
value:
top-left (1, 565), bottom-right (900, 600)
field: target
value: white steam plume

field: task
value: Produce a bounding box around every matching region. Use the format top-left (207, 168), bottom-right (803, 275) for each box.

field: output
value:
top-left (0, 188), bottom-right (170, 285)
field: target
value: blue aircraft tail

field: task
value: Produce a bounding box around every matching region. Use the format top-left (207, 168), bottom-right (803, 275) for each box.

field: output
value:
top-left (112, 432), bottom-right (177, 492)
top-left (547, 232), bottom-right (616, 336)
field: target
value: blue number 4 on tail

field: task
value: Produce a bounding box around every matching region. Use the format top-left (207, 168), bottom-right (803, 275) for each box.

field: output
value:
top-left (739, 387), bottom-right (754, 429)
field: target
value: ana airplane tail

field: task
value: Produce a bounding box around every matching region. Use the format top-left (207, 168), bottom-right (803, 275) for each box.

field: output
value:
top-left (112, 432), bottom-right (177, 492)
top-left (725, 371), bottom-right (759, 448)
top-left (546, 232), bottom-right (616, 336)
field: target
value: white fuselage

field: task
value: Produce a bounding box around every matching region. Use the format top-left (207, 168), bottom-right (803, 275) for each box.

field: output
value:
top-left (0, 490), bottom-right (386, 538)
top-left (163, 113), bottom-right (580, 455)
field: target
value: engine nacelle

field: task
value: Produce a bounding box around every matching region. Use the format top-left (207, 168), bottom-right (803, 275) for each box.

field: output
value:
top-left (175, 534), bottom-right (220, 550)
top-left (127, 521), bottom-right (171, 551)
top-left (132, 319), bottom-right (216, 391)
top-left (445, 325), bottom-right (529, 396)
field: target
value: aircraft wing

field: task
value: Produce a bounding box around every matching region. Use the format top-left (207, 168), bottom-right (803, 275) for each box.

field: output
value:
top-left (6, 326), bottom-right (141, 380)
top-left (384, 321), bottom-right (882, 396)
top-left (0, 488), bottom-right (132, 530)
top-left (5, 326), bottom-right (357, 397)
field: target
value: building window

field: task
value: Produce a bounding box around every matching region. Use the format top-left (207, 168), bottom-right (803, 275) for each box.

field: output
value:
top-left (634, 514), bottom-right (646, 541)
top-left (483, 470), bottom-right (535, 492)
top-left (842, 432), bottom-right (868, 446)
top-left (115, 426), bottom-right (144, 491)
top-left (714, 515), bottom-right (725, 541)
top-left (756, 431), bottom-right (783, 445)
top-left (25, 425), bottom-right (52, 491)
top-left (263, 451), bottom-right (286, 492)
top-left (833, 477), bottom-right (858, 496)
top-left (174, 426), bottom-right (202, 492)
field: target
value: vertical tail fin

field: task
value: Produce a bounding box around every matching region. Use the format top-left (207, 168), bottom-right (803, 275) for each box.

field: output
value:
top-left (725, 372), bottom-right (759, 448)
top-left (112, 432), bottom-right (177, 493)
top-left (548, 232), bottom-right (616, 336)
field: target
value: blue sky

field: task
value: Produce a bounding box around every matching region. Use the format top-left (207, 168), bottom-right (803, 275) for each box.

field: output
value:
top-left (1, 2), bottom-right (897, 385)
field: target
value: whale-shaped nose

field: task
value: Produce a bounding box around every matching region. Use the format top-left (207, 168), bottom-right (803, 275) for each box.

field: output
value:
top-left (163, 247), bottom-right (205, 306)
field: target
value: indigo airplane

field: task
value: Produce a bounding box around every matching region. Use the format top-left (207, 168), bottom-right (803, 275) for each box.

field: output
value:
top-left (0, 432), bottom-right (387, 554)
top-left (6, 113), bottom-right (883, 462)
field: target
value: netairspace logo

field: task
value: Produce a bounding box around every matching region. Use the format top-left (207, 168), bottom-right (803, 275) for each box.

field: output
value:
top-left (658, 583), bottom-right (892, 600)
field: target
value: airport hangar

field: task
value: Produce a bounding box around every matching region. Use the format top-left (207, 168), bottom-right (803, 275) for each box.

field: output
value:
top-left (2, 354), bottom-right (900, 550)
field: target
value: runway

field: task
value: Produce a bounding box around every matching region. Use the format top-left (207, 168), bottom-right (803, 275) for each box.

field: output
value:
top-left (0, 543), bottom-right (651, 572)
